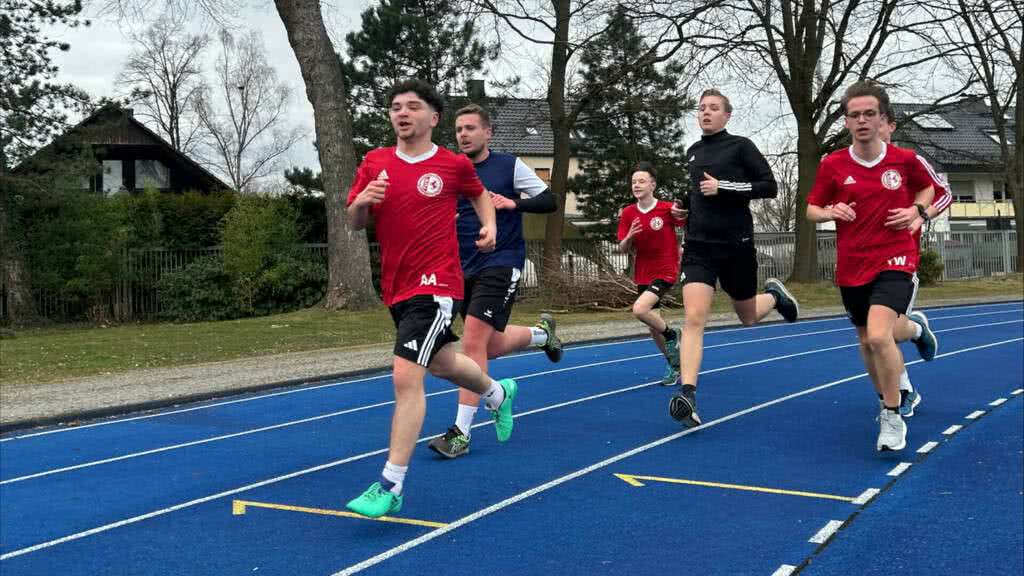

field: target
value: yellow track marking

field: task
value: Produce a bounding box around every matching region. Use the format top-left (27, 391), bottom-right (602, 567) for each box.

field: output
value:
top-left (232, 499), bottom-right (447, 528)
top-left (613, 473), bottom-right (856, 502)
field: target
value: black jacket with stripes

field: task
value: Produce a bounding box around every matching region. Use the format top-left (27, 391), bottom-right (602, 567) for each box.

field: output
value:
top-left (683, 129), bottom-right (777, 246)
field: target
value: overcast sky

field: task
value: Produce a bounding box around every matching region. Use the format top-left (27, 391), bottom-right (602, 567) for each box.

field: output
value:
top-left (46, 1), bottom-right (794, 187)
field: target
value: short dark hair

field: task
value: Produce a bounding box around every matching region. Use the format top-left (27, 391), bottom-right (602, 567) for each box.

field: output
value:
top-left (455, 103), bottom-right (491, 127)
top-left (632, 161), bottom-right (657, 182)
top-left (699, 89), bottom-right (732, 113)
top-left (842, 81), bottom-right (890, 118)
top-left (387, 78), bottom-right (445, 115)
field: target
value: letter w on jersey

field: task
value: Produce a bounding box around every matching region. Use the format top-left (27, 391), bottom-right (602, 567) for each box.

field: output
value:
top-left (887, 255), bottom-right (908, 266)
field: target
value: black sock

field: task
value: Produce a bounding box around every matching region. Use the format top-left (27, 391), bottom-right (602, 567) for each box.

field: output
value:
top-left (884, 405), bottom-right (899, 413)
top-left (682, 384), bottom-right (697, 397)
top-left (379, 477), bottom-right (396, 491)
top-left (662, 326), bottom-right (676, 341)
top-left (878, 394), bottom-right (884, 400)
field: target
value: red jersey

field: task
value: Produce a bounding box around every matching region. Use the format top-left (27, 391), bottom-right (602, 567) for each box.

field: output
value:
top-left (347, 145), bottom-right (484, 306)
top-left (617, 200), bottom-right (684, 285)
top-left (808, 142), bottom-right (944, 287)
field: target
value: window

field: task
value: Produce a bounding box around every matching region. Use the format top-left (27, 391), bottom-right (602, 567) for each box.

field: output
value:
top-left (102, 160), bottom-right (123, 195)
top-left (949, 180), bottom-right (975, 203)
top-left (525, 127), bottom-right (539, 136)
top-left (912, 114), bottom-right (954, 130)
top-left (136, 159), bottom-right (170, 189)
top-left (993, 180), bottom-right (1008, 201)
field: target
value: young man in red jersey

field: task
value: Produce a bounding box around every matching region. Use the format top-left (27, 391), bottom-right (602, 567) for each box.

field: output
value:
top-left (874, 116), bottom-right (952, 417)
top-left (345, 79), bottom-right (518, 517)
top-left (806, 81), bottom-right (941, 452)
top-left (617, 162), bottom-right (686, 385)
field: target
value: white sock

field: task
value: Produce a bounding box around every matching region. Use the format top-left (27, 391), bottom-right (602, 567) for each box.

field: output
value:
top-left (529, 326), bottom-right (548, 347)
top-left (482, 378), bottom-right (506, 410)
top-left (911, 322), bottom-right (923, 340)
top-left (455, 404), bottom-right (477, 436)
top-left (381, 461), bottom-right (407, 495)
top-left (899, 370), bottom-right (914, 393)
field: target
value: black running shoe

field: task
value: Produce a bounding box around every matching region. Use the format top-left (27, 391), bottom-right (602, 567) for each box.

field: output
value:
top-left (765, 278), bottom-right (799, 323)
top-left (537, 313), bottom-right (563, 363)
top-left (427, 426), bottom-right (470, 459)
top-left (669, 391), bottom-right (702, 428)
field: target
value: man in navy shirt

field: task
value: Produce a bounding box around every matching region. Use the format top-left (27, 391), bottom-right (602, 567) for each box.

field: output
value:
top-left (427, 103), bottom-right (562, 459)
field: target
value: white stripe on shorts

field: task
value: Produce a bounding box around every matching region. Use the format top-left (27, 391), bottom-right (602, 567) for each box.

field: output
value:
top-left (418, 296), bottom-right (453, 366)
top-left (906, 272), bottom-right (919, 315)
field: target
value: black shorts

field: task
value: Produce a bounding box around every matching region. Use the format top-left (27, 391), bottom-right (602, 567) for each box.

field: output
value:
top-left (681, 241), bottom-right (758, 301)
top-left (839, 271), bottom-right (919, 327)
top-left (637, 279), bottom-right (675, 309)
top-left (390, 295), bottom-right (461, 367)
top-left (460, 266), bottom-right (521, 332)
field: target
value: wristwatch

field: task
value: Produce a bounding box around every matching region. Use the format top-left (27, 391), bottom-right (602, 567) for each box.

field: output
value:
top-left (914, 203), bottom-right (930, 221)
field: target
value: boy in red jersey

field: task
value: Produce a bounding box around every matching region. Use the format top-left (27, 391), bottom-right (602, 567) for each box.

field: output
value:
top-left (617, 162), bottom-right (686, 385)
top-left (345, 79), bottom-right (517, 517)
top-left (807, 81), bottom-right (939, 452)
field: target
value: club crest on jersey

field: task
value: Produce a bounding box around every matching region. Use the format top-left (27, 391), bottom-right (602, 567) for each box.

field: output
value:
top-left (649, 216), bottom-right (664, 231)
top-left (417, 173), bottom-right (444, 197)
top-left (881, 169), bottom-right (902, 191)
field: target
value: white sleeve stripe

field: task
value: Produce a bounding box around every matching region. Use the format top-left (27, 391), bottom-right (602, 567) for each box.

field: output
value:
top-left (719, 180), bottom-right (752, 191)
top-left (915, 155), bottom-right (946, 190)
top-left (934, 193), bottom-right (953, 211)
top-left (513, 157), bottom-right (548, 198)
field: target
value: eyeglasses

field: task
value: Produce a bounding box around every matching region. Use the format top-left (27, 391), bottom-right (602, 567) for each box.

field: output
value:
top-left (846, 109), bottom-right (880, 120)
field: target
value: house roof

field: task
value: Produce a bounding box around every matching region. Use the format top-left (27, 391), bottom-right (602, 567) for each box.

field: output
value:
top-left (452, 97), bottom-right (580, 157)
top-left (15, 105), bottom-right (231, 191)
top-left (891, 97), bottom-right (1017, 173)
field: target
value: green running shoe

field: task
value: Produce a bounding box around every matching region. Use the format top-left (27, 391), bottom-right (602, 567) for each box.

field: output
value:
top-left (537, 313), bottom-right (563, 362)
top-left (345, 482), bottom-right (402, 518)
top-left (491, 378), bottom-right (518, 441)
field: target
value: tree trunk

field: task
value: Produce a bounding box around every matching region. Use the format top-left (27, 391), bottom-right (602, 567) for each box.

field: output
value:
top-left (791, 119), bottom-right (820, 282)
top-left (274, 0), bottom-right (378, 310)
top-left (1014, 47), bottom-right (1023, 270)
top-left (541, 0), bottom-right (572, 283)
top-left (0, 189), bottom-right (37, 325)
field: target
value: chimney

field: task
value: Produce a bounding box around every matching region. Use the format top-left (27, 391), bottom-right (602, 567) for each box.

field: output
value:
top-left (467, 79), bottom-right (486, 102)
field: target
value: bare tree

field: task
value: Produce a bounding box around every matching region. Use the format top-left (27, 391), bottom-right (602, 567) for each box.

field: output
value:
top-left (274, 0), bottom-right (379, 310)
top-left (469, 0), bottom-right (718, 281)
top-left (195, 31), bottom-right (305, 192)
top-left (752, 139), bottom-right (800, 233)
top-left (929, 0), bottom-right (1022, 266)
top-left (701, 0), bottom-right (973, 281)
top-left (117, 13), bottom-right (209, 155)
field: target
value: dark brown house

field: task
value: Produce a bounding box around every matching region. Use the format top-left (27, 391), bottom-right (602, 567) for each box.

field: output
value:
top-left (15, 105), bottom-right (229, 194)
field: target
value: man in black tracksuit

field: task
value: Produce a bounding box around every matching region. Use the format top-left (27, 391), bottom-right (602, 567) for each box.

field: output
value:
top-left (668, 88), bottom-right (801, 428)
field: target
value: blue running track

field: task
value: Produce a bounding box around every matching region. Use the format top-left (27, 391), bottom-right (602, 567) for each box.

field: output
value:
top-left (2, 302), bottom-right (1022, 575)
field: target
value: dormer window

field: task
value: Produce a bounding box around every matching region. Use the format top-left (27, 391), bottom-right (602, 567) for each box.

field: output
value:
top-left (525, 127), bottom-right (539, 136)
top-left (912, 114), bottom-right (954, 130)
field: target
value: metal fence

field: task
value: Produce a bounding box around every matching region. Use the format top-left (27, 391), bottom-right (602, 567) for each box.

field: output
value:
top-left (2, 230), bottom-right (1017, 322)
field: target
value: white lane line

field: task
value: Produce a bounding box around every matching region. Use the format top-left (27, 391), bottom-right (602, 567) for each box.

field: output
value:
top-left (772, 565), bottom-right (797, 576)
top-left (989, 398), bottom-right (1008, 407)
top-left (327, 337), bottom-right (1023, 575)
top-left (7, 318), bottom-right (1021, 485)
top-left (965, 410), bottom-right (986, 420)
top-left (916, 441), bottom-right (939, 454)
top-left (4, 304), bottom-right (1019, 442)
top-left (887, 463), bottom-right (912, 477)
top-left (942, 425), bottom-right (963, 436)
top-left (851, 488), bottom-right (880, 505)
top-left (0, 341), bottom-right (866, 484)
top-left (5, 337), bottom-right (1018, 563)
top-left (1012, 389), bottom-right (1023, 396)
top-left (808, 520), bottom-right (844, 544)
